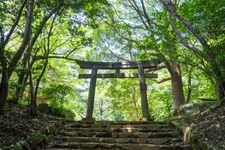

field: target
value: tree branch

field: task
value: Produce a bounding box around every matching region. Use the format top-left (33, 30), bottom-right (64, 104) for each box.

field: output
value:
top-left (145, 62), bottom-right (167, 72)
top-left (140, 0), bottom-right (157, 28)
top-left (34, 55), bottom-right (77, 62)
top-left (160, 0), bottom-right (211, 58)
top-left (152, 77), bottom-right (171, 84)
top-left (8, 0), bottom-right (35, 78)
top-left (104, 45), bottom-right (131, 61)
top-left (167, 12), bottom-right (208, 60)
top-left (2, 0), bottom-right (27, 48)
top-left (128, 0), bottom-right (150, 30)
top-left (102, 20), bottom-right (139, 45)
top-left (30, 5), bottom-right (61, 49)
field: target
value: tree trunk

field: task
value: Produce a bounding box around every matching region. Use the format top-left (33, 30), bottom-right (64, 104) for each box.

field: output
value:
top-left (8, 0), bottom-right (35, 78)
top-left (0, 0), bottom-right (34, 111)
top-left (0, 1), bottom-right (28, 110)
top-left (15, 71), bottom-right (25, 103)
top-left (28, 7), bottom-right (58, 115)
top-left (0, 30), bottom-right (9, 114)
top-left (167, 62), bottom-right (185, 113)
top-left (164, 0), bottom-right (225, 105)
top-left (14, 5), bottom-right (61, 103)
top-left (217, 81), bottom-right (225, 105)
top-left (186, 67), bottom-right (193, 103)
top-left (14, 52), bottom-right (30, 103)
top-left (29, 71), bottom-right (37, 117)
top-left (33, 59), bottom-right (48, 103)
top-left (0, 71), bottom-right (9, 115)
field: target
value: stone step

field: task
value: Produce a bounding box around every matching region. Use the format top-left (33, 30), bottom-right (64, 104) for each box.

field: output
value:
top-left (42, 121), bottom-right (192, 150)
top-left (116, 131), bottom-right (178, 138)
top-left (102, 121), bottom-right (166, 125)
top-left (54, 136), bottom-right (183, 144)
top-left (72, 121), bottom-right (166, 125)
top-left (47, 142), bottom-right (192, 150)
top-left (62, 127), bottom-right (172, 133)
top-left (69, 124), bottom-right (170, 130)
top-left (43, 149), bottom-right (72, 150)
top-left (58, 131), bottom-right (178, 138)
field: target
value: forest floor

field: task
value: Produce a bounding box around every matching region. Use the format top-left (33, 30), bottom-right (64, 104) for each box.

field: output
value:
top-left (0, 103), bottom-right (63, 149)
top-left (174, 103), bottom-right (225, 149)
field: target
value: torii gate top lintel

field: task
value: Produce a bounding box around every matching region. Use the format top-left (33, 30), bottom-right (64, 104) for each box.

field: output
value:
top-left (76, 59), bottom-right (161, 70)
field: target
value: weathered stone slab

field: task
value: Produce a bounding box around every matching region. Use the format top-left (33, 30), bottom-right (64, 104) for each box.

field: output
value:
top-left (81, 118), bottom-right (95, 124)
top-left (79, 131), bottom-right (94, 137)
top-left (148, 132), bottom-right (175, 138)
top-left (118, 133), bottom-right (133, 138)
top-left (136, 138), bottom-right (149, 144)
top-left (80, 143), bottom-right (98, 149)
top-left (95, 132), bottom-right (112, 137)
top-left (111, 132), bottom-right (118, 138)
top-left (117, 143), bottom-right (139, 150)
top-left (99, 137), bottom-right (115, 143)
top-left (133, 132), bottom-right (150, 138)
top-left (59, 131), bottom-right (79, 137)
top-left (115, 138), bottom-right (132, 143)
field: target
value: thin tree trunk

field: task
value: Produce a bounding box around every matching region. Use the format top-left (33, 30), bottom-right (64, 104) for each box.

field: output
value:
top-left (24, 56), bottom-right (36, 116)
top-left (33, 59), bottom-right (48, 102)
top-left (29, 71), bottom-right (37, 116)
top-left (14, 5), bottom-right (61, 103)
top-left (14, 52), bottom-right (30, 103)
top-left (186, 67), bottom-right (193, 103)
top-left (167, 62), bottom-right (185, 113)
top-left (28, 57), bottom-right (37, 116)
top-left (20, 74), bottom-right (29, 99)
top-left (99, 99), bottom-right (103, 120)
top-left (219, 66), bottom-right (225, 104)
top-left (0, 28), bottom-right (9, 114)
top-left (0, 1), bottom-right (27, 110)
top-left (0, 0), bottom-right (35, 110)
top-left (160, 0), bottom-right (211, 55)
top-left (0, 70), bottom-right (9, 115)
top-left (29, 8), bottom-right (58, 115)
top-left (19, 59), bottom-right (35, 102)
top-left (8, 0), bottom-right (35, 78)
top-left (217, 81), bottom-right (225, 105)
top-left (165, 0), bottom-right (225, 104)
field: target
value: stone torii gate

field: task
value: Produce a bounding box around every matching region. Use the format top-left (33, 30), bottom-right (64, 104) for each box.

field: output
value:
top-left (76, 60), bottom-right (160, 121)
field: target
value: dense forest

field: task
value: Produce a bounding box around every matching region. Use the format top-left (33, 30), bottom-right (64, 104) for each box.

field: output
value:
top-left (0, 0), bottom-right (225, 149)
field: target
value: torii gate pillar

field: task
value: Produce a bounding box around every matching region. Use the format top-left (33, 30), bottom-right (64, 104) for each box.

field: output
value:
top-left (86, 68), bottom-right (97, 119)
top-left (138, 64), bottom-right (151, 120)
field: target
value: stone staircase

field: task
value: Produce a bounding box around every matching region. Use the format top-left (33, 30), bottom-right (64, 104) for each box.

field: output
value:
top-left (42, 121), bottom-right (192, 150)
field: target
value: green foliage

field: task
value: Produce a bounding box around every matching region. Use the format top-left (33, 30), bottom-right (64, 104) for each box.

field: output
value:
top-left (14, 140), bottom-right (26, 150)
top-left (41, 83), bottom-right (72, 100)
top-left (111, 110), bottom-right (125, 121)
top-left (41, 83), bottom-right (77, 120)
top-left (50, 104), bottom-right (76, 120)
top-left (148, 82), bottom-right (173, 121)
